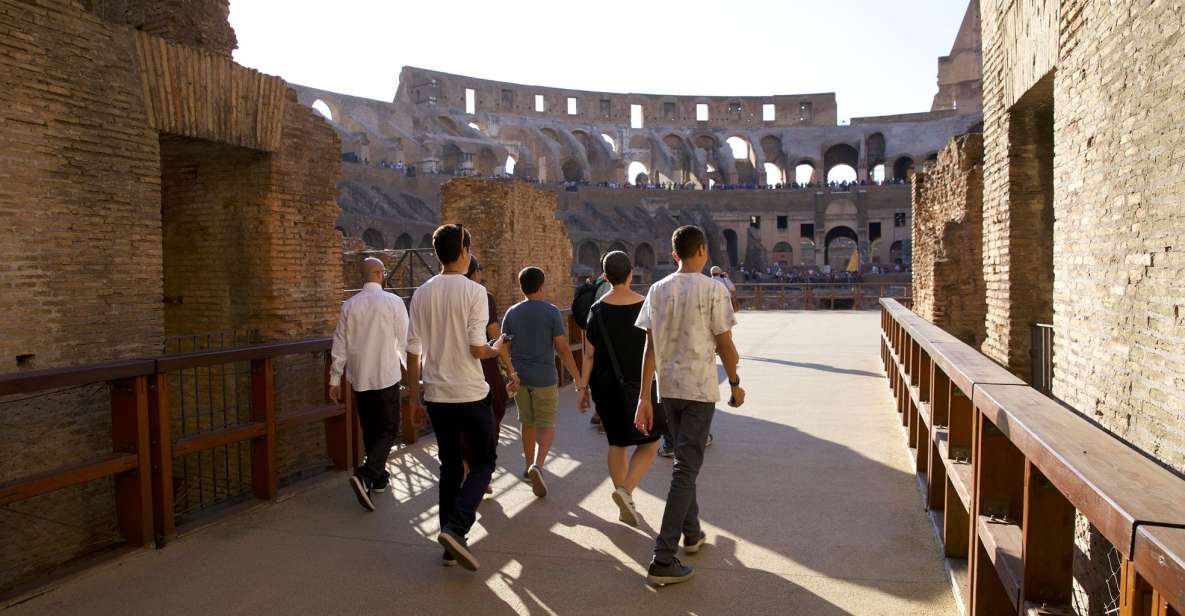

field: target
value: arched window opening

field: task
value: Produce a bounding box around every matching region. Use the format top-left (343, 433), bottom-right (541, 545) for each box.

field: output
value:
top-left (601, 133), bottom-right (617, 152)
top-left (894, 157), bottom-right (915, 181)
top-left (824, 226), bottom-right (859, 271)
top-left (764, 163), bottom-right (785, 185)
top-left (800, 238), bottom-right (816, 265)
top-left (772, 241), bottom-right (794, 266)
top-left (419, 233), bottom-right (433, 248)
top-left (311, 99), bottom-right (333, 121)
top-left (505, 155), bottom-right (517, 175)
top-left (726, 137), bottom-right (752, 163)
top-left (562, 159), bottom-right (583, 182)
top-left (827, 164), bottom-right (857, 184)
top-left (627, 161), bottom-right (649, 185)
top-left (872, 164), bottom-right (885, 183)
top-left (795, 163), bottom-right (814, 185)
top-left (635, 243), bottom-right (656, 269)
top-left (577, 241), bottom-right (602, 272)
top-left (362, 228), bottom-right (385, 249)
top-left (395, 233), bottom-right (413, 250)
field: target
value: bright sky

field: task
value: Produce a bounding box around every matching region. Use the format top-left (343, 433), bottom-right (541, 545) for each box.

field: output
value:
top-left (230, 0), bottom-right (970, 123)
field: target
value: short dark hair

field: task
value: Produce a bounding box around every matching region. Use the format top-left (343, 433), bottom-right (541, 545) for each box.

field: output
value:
top-left (518, 266), bottom-right (545, 295)
top-left (432, 223), bottom-right (471, 265)
top-left (672, 225), bottom-right (706, 260)
top-left (602, 251), bottom-right (632, 285)
top-left (465, 255), bottom-right (481, 279)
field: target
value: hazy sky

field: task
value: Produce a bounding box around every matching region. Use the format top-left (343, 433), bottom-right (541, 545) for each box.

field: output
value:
top-left (230, 0), bottom-right (971, 123)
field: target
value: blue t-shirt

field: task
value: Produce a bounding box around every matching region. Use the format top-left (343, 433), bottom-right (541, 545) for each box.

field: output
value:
top-left (502, 299), bottom-right (566, 388)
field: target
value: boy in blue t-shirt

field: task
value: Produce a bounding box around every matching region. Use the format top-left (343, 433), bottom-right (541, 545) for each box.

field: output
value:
top-left (502, 266), bottom-right (583, 498)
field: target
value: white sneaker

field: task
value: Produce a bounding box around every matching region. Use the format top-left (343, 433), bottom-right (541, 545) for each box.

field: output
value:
top-left (527, 464), bottom-right (548, 498)
top-left (612, 487), bottom-right (641, 527)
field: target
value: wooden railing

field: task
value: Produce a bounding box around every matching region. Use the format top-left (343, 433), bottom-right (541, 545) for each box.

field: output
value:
top-left (736, 282), bottom-right (911, 310)
top-left (0, 339), bottom-right (367, 549)
top-left (879, 299), bottom-right (1184, 616)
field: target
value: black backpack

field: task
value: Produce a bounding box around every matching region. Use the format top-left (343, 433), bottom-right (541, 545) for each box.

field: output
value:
top-left (570, 278), bottom-right (604, 330)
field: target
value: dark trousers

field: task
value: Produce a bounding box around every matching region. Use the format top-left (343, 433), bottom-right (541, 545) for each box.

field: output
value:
top-left (428, 397), bottom-right (497, 538)
top-left (654, 397), bottom-right (716, 563)
top-left (353, 383), bottom-right (401, 484)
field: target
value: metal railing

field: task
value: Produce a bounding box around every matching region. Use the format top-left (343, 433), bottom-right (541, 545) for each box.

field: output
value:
top-left (879, 299), bottom-right (1184, 615)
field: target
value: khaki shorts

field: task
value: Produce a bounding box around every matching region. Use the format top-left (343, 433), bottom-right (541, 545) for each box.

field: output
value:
top-left (516, 385), bottom-right (558, 428)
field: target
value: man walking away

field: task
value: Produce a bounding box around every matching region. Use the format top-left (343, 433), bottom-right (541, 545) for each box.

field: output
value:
top-left (502, 267), bottom-right (583, 498)
top-left (635, 225), bottom-right (746, 586)
top-left (329, 257), bottom-right (409, 512)
top-left (406, 224), bottom-right (506, 572)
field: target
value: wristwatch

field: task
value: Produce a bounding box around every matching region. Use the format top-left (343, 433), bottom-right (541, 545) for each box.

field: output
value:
top-left (729, 376), bottom-right (741, 387)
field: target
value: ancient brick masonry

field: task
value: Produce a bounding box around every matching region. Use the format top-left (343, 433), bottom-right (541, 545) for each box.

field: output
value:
top-left (0, 0), bottom-right (342, 591)
top-left (910, 133), bottom-right (986, 347)
top-left (441, 179), bottom-right (574, 315)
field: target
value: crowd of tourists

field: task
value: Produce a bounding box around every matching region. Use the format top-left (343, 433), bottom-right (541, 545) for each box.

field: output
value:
top-left (329, 223), bottom-right (745, 586)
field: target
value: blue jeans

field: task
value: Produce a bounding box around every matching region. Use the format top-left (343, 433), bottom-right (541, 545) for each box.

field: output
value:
top-left (653, 398), bottom-right (716, 563)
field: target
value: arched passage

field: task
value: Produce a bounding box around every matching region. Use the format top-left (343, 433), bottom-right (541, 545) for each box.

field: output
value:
top-left (824, 226), bottom-right (859, 270)
top-left (772, 241), bottom-right (794, 265)
top-left (441, 144), bottom-right (464, 174)
top-left (628, 161), bottom-right (649, 185)
top-left (722, 229), bottom-right (739, 267)
top-left (505, 155), bottom-right (516, 175)
top-left (608, 240), bottom-right (628, 254)
top-left (577, 241), bottom-right (601, 272)
top-left (795, 162), bottom-right (815, 185)
top-left (562, 159), bottom-right (583, 182)
top-left (824, 144), bottom-right (859, 183)
top-left (893, 157), bottom-right (915, 181)
top-left (394, 233), bottom-right (413, 249)
top-left (726, 136), bottom-right (756, 183)
top-left (362, 228), bottom-right (386, 249)
top-left (419, 234), bottom-right (433, 248)
top-left (635, 242), bottom-right (656, 269)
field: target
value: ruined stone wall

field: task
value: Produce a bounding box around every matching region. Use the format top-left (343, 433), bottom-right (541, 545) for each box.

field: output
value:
top-left (87, 0), bottom-right (237, 56)
top-left (982, 1), bottom-right (1185, 611)
top-left (441, 179), bottom-right (573, 314)
top-left (910, 133), bottom-right (986, 346)
top-left (0, 0), bottom-right (341, 591)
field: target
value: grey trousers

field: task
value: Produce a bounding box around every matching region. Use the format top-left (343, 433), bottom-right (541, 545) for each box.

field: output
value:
top-left (653, 397), bottom-right (716, 564)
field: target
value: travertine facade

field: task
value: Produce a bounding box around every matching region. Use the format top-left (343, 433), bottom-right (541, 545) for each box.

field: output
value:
top-left (440, 179), bottom-right (573, 314)
top-left (0, 0), bottom-right (341, 591)
top-left (910, 133), bottom-right (986, 346)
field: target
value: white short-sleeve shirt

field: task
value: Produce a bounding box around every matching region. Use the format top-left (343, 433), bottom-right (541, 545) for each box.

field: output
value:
top-left (635, 272), bottom-right (737, 403)
top-left (406, 274), bottom-right (491, 403)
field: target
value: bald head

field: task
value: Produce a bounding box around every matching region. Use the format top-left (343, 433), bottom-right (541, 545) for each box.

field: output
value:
top-left (362, 258), bottom-right (385, 284)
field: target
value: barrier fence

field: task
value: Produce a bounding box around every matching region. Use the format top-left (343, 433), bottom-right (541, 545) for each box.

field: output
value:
top-left (879, 299), bottom-right (1184, 616)
top-left (737, 282), bottom-right (910, 310)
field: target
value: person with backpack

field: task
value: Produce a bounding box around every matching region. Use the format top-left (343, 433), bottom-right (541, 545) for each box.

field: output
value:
top-left (571, 271), bottom-right (611, 431)
top-left (577, 251), bottom-right (666, 527)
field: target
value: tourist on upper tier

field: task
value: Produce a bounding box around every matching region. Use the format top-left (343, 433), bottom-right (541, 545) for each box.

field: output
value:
top-left (462, 256), bottom-right (518, 497)
top-left (501, 266), bottom-right (583, 498)
top-left (634, 224), bottom-right (745, 587)
top-left (578, 251), bottom-right (666, 527)
top-left (329, 257), bottom-right (409, 513)
top-left (405, 223), bottom-right (506, 572)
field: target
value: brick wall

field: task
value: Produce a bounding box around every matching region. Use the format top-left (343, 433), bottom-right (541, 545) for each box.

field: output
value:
top-left (440, 179), bottom-right (573, 315)
top-left (910, 133), bottom-right (987, 346)
top-left (981, 0), bottom-right (1185, 611)
top-left (0, 0), bottom-right (341, 591)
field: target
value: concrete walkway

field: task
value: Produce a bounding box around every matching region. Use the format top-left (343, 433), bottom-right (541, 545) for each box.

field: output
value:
top-left (8, 311), bottom-right (954, 615)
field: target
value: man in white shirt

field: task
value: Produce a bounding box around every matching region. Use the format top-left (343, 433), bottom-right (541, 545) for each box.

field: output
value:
top-left (634, 225), bottom-right (746, 586)
top-left (329, 258), bottom-right (410, 512)
top-left (406, 224), bottom-right (506, 572)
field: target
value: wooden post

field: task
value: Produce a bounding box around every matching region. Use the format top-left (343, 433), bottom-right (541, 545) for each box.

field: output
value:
top-left (147, 372), bottom-right (174, 544)
top-left (326, 369), bottom-right (353, 471)
top-left (944, 480), bottom-right (970, 558)
top-left (1021, 461), bottom-right (1074, 608)
top-left (111, 376), bottom-right (153, 546)
top-left (249, 358), bottom-right (276, 500)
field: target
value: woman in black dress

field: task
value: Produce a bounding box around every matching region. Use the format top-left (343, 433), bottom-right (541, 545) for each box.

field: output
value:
top-left (578, 251), bottom-right (665, 527)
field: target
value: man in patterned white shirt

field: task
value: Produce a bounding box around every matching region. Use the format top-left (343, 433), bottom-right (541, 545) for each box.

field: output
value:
top-left (329, 258), bottom-right (410, 512)
top-left (634, 225), bottom-right (746, 586)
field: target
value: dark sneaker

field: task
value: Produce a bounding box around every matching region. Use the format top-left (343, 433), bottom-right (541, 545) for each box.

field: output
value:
top-left (683, 532), bottom-right (707, 554)
top-left (705, 433), bottom-right (714, 448)
top-left (527, 464), bottom-right (548, 498)
top-left (442, 550), bottom-right (458, 567)
top-left (349, 475), bottom-right (375, 512)
top-left (437, 530), bottom-right (479, 571)
top-left (647, 557), bottom-right (695, 586)
top-left (371, 477), bottom-right (389, 493)
top-left (659, 443), bottom-right (675, 458)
